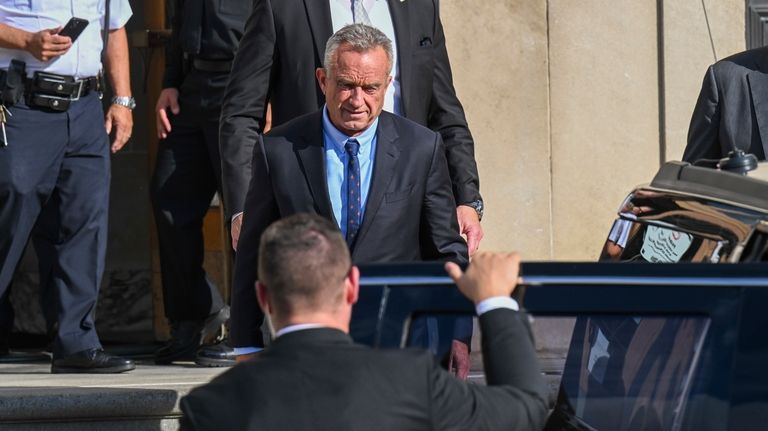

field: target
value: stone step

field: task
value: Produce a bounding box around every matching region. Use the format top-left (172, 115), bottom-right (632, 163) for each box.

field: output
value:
top-left (0, 347), bottom-right (566, 430)
top-left (0, 360), bottom-right (226, 431)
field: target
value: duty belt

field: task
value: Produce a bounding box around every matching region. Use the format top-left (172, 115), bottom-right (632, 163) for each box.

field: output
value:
top-left (25, 72), bottom-right (100, 112)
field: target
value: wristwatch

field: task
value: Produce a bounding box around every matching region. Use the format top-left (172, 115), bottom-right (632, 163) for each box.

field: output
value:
top-left (466, 199), bottom-right (484, 221)
top-left (111, 96), bottom-right (136, 110)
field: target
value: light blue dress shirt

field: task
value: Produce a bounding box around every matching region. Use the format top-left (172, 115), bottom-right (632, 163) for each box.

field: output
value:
top-left (0, 0), bottom-right (133, 78)
top-left (323, 106), bottom-right (378, 237)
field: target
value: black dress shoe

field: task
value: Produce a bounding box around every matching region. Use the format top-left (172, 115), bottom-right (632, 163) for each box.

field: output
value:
top-left (155, 306), bottom-right (229, 365)
top-left (155, 320), bottom-right (202, 364)
top-left (51, 348), bottom-right (135, 374)
top-left (195, 338), bottom-right (237, 367)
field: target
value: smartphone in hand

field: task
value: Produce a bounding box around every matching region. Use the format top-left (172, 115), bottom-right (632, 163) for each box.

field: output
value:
top-left (59, 17), bottom-right (89, 42)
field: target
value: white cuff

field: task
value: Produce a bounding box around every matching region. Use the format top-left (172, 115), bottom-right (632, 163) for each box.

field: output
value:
top-left (475, 296), bottom-right (519, 315)
top-left (233, 347), bottom-right (263, 356)
top-left (232, 212), bottom-right (244, 223)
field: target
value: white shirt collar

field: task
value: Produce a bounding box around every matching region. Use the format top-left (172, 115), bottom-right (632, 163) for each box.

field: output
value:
top-left (274, 323), bottom-right (328, 338)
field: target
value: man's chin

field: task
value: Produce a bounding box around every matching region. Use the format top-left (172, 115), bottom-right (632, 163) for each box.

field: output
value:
top-left (338, 120), bottom-right (372, 136)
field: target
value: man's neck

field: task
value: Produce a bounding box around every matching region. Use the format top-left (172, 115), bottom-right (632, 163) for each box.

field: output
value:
top-left (272, 313), bottom-right (350, 336)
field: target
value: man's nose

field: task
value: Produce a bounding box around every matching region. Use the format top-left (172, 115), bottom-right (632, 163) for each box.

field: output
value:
top-left (349, 87), bottom-right (365, 106)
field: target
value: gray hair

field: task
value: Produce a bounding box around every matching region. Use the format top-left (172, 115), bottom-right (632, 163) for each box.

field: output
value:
top-left (323, 24), bottom-right (394, 74)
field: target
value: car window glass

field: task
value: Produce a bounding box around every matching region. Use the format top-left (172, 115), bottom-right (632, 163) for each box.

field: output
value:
top-left (544, 315), bottom-right (710, 431)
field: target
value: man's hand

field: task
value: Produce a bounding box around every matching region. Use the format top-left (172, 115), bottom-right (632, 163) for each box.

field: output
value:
top-left (445, 251), bottom-right (521, 304)
top-left (105, 104), bottom-right (133, 153)
top-left (231, 213), bottom-right (243, 251)
top-left (457, 205), bottom-right (483, 256)
top-left (447, 339), bottom-right (470, 380)
top-left (25, 27), bottom-right (71, 61)
top-left (156, 88), bottom-right (180, 139)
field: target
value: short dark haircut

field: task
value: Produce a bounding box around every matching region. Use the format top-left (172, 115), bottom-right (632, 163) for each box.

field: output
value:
top-left (258, 214), bottom-right (351, 315)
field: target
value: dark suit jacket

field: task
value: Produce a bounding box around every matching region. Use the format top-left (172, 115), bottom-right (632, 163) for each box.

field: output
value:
top-left (683, 47), bottom-right (768, 163)
top-left (230, 111), bottom-right (468, 347)
top-left (180, 308), bottom-right (549, 431)
top-left (219, 0), bottom-right (480, 219)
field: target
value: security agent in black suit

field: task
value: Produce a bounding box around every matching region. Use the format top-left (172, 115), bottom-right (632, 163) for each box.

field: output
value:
top-left (151, 0), bottom-right (252, 366)
top-left (180, 214), bottom-right (549, 431)
top-left (229, 24), bottom-right (469, 363)
top-left (221, 0), bottom-right (484, 253)
top-left (683, 46), bottom-right (768, 163)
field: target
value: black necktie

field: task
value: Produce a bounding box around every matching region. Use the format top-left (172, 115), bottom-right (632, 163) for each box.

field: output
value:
top-left (345, 139), bottom-right (361, 247)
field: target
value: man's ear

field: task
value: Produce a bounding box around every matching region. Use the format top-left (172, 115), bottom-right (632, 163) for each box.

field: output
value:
top-left (345, 266), bottom-right (360, 305)
top-left (316, 68), bottom-right (327, 95)
top-left (256, 281), bottom-right (272, 315)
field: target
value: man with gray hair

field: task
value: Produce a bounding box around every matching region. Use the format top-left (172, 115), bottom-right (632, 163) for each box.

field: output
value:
top-left (180, 213), bottom-right (548, 430)
top-left (228, 24), bottom-right (468, 365)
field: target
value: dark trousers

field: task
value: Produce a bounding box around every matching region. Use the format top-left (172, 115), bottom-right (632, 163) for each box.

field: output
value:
top-left (0, 93), bottom-right (109, 357)
top-left (150, 69), bottom-right (228, 323)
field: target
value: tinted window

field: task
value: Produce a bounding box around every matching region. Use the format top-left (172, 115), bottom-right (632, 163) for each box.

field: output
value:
top-left (547, 316), bottom-right (710, 431)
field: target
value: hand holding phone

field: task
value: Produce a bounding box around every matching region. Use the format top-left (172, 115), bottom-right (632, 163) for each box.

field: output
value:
top-left (27, 23), bottom-right (80, 62)
top-left (58, 17), bottom-right (89, 43)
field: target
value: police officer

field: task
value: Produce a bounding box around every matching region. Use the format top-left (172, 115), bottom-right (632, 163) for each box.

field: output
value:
top-left (151, 0), bottom-right (252, 366)
top-left (0, 1), bottom-right (135, 373)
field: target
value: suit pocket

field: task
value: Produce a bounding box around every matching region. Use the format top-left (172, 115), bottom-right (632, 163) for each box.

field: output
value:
top-left (385, 185), bottom-right (414, 203)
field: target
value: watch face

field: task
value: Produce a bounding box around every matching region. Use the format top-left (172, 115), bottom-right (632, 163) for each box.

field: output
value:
top-left (471, 200), bottom-right (483, 219)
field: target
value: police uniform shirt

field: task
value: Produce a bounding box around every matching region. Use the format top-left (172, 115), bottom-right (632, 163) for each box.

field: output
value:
top-left (0, 0), bottom-right (132, 78)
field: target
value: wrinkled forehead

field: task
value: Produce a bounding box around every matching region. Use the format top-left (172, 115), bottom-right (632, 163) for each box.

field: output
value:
top-left (329, 45), bottom-right (392, 76)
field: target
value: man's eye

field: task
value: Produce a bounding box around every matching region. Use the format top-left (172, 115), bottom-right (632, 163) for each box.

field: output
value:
top-left (364, 86), bottom-right (378, 94)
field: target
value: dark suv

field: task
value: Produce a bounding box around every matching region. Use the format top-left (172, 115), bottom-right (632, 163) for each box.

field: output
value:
top-left (545, 160), bottom-right (768, 430)
top-left (356, 160), bottom-right (768, 431)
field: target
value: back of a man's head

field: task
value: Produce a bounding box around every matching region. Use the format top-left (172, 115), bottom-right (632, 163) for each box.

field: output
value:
top-left (258, 214), bottom-right (351, 316)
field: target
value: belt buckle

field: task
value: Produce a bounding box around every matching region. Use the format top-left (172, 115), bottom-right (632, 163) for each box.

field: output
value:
top-left (70, 79), bottom-right (84, 101)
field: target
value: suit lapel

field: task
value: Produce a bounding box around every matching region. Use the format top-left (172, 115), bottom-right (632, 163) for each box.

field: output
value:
top-left (387, 0), bottom-right (412, 117)
top-left (354, 114), bottom-right (400, 253)
top-left (749, 52), bottom-right (768, 157)
top-left (296, 114), bottom-right (336, 223)
top-left (303, 0), bottom-right (334, 65)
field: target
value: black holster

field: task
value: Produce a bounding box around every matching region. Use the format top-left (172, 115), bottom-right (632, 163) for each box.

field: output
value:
top-left (1, 60), bottom-right (26, 106)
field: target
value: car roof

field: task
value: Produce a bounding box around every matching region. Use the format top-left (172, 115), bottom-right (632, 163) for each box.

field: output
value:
top-left (648, 161), bottom-right (768, 213)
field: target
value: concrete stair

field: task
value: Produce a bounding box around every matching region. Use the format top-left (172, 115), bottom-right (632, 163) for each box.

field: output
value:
top-left (0, 360), bottom-right (226, 431)
top-left (0, 317), bottom-right (573, 430)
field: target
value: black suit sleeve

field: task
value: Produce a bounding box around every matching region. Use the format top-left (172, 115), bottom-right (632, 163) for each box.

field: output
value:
top-left (683, 65), bottom-right (722, 163)
top-left (429, 309), bottom-right (549, 431)
top-left (421, 134), bottom-right (469, 264)
top-left (219, 0), bottom-right (276, 218)
top-left (428, 3), bottom-right (481, 206)
top-left (229, 135), bottom-right (278, 348)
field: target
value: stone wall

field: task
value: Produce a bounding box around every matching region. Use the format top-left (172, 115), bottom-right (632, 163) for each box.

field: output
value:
top-left (441, 0), bottom-right (745, 260)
